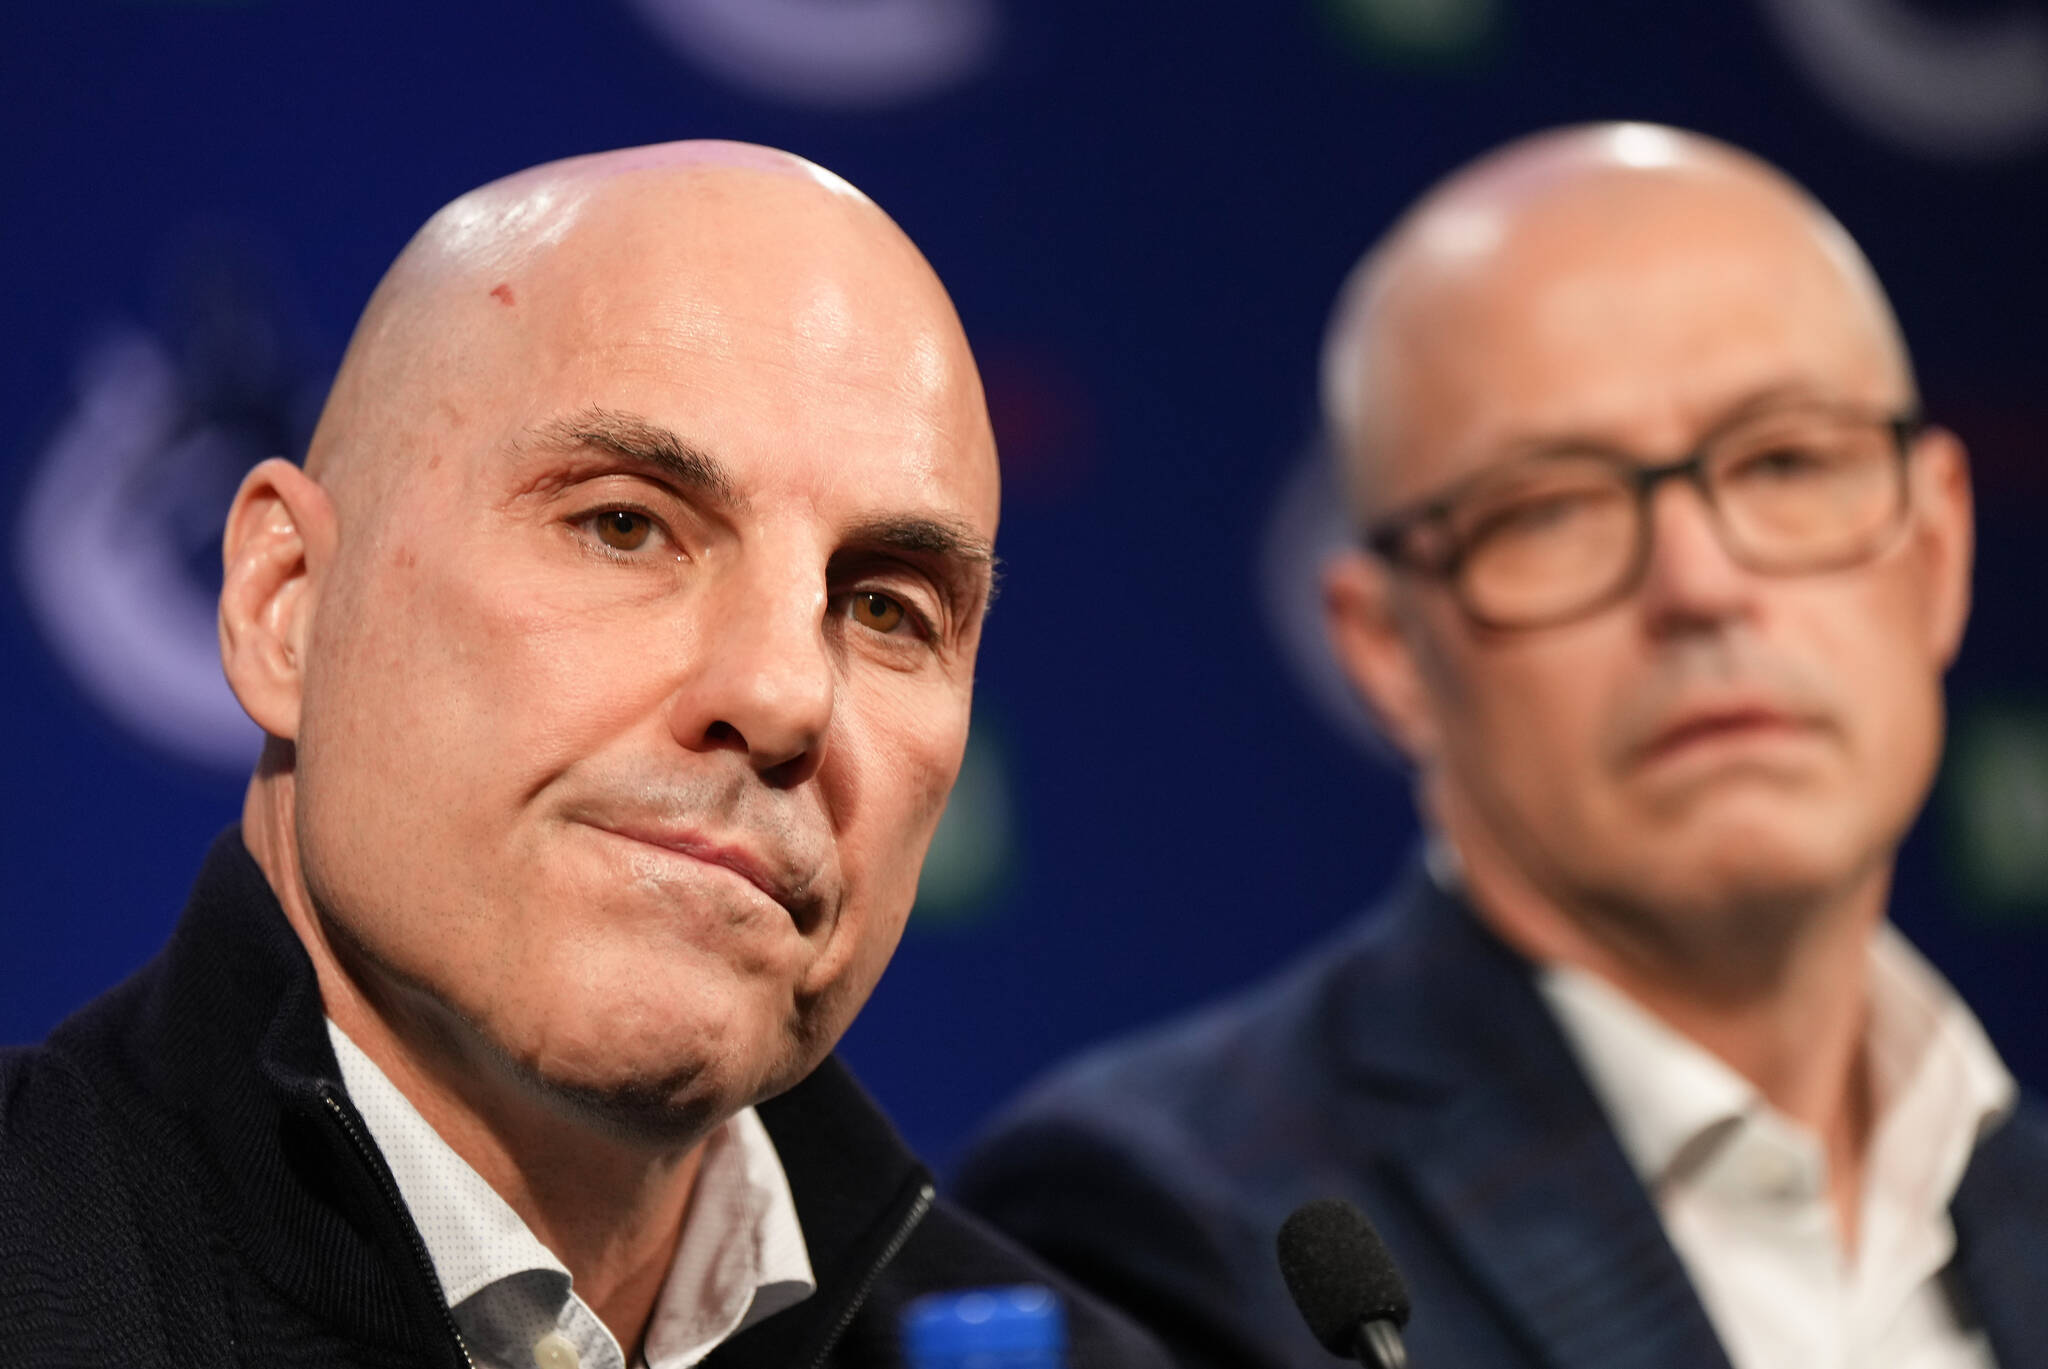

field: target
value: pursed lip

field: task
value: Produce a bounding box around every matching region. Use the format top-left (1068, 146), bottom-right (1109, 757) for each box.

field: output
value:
top-left (582, 818), bottom-right (819, 927)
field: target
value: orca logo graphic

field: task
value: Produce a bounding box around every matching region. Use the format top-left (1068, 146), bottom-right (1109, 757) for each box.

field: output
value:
top-left (16, 330), bottom-right (263, 771)
top-left (620, 0), bottom-right (1000, 107)
top-left (15, 229), bottom-right (327, 773)
top-left (1760, 0), bottom-right (2048, 160)
top-left (1257, 435), bottom-right (1391, 759)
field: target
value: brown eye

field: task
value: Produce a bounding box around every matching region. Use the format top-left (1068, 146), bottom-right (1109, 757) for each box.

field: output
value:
top-left (593, 510), bottom-right (652, 552)
top-left (850, 591), bottom-right (906, 634)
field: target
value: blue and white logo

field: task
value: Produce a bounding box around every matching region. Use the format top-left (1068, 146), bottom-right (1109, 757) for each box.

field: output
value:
top-left (1760, 0), bottom-right (2048, 160)
top-left (17, 330), bottom-right (263, 771)
top-left (621, 0), bottom-right (1001, 108)
top-left (14, 234), bottom-right (327, 773)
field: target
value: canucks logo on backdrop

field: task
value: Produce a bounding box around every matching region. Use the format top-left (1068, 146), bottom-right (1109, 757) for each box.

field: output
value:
top-left (619, 0), bottom-right (1001, 107)
top-left (14, 231), bottom-right (326, 775)
top-left (1757, 0), bottom-right (2048, 161)
top-left (1318, 0), bottom-right (2048, 159)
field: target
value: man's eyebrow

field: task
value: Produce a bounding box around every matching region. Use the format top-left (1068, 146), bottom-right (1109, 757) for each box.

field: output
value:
top-left (839, 516), bottom-right (1003, 607)
top-left (528, 407), bottom-right (741, 506)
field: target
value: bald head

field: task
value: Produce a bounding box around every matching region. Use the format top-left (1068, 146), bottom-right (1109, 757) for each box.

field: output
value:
top-left (307, 140), bottom-right (993, 518)
top-left (1321, 123), bottom-right (1913, 521)
top-left (222, 141), bottom-right (1004, 1146)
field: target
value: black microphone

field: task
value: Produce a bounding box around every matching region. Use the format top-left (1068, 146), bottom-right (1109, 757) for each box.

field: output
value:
top-left (1276, 1198), bottom-right (1412, 1369)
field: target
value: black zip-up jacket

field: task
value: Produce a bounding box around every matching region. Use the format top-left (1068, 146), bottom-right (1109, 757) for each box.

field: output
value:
top-left (0, 831), bottom-right (1174, 1368)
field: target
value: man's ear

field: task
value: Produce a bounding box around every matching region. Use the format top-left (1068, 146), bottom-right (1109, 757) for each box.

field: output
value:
top-left (219, 458), bottom-right (337, 741)
top-left (1910, 426), bottom-right (1973, 669)
top-left (1323, 548), bottom-right (1441, 764)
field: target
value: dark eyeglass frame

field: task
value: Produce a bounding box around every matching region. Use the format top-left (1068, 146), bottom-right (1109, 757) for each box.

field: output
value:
top-left (1361, 407), bottom-right (1925, 632)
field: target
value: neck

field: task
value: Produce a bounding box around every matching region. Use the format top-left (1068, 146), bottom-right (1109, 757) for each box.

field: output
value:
top-left (1431, 786), bottom-right (1884, 1246)
top-left (242, 754), bottom-right (701, 1354)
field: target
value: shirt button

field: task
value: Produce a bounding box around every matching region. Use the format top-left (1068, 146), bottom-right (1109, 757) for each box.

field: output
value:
top-left (533, 1330), bottom-right (582, 1369)
top-left (1744, 1148), bottom-right (1806, 1200)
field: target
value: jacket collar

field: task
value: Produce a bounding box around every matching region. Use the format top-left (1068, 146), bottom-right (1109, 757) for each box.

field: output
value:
top-left (1322, 865), bottom-right (1734, 1369)
top-left (1335, 865), bottom-right (2048, 1369)
top-left (69, 829), bottom-right (930, 1368)
top-left (1950, 1101), bottom-right (2048, 1367)
top-left (710, 1060), bottom-right (935, 1369)
top-left (74, 827), bottom-right (457, 1356)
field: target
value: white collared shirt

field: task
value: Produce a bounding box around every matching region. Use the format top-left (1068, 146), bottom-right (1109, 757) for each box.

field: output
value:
top-left (327, 1023), bottom-right (815, 1369)
top-left (1539, 929), bottom-right (2016, 1369)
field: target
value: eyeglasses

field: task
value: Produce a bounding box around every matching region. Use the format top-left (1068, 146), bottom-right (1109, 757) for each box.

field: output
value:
top-left (1363, 405), bottom-right (1923, 631)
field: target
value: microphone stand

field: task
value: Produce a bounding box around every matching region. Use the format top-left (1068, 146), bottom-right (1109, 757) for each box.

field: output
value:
top-left (1355, 1319), bottom-right (1408, 1369)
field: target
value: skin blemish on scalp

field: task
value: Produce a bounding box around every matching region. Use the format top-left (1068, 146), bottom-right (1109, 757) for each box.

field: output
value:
top-left (490, 282), bottom-right (516, 306)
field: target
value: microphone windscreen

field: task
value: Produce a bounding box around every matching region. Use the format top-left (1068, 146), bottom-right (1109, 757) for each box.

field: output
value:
top-left (1276, 1198), bottom-right (1412, 1355)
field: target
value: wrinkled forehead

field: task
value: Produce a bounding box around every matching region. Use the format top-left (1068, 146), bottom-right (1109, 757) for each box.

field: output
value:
top-left (420, 167), bottom-right (999, 524)
top-left (1359, 168), bottom-right (1908, 506)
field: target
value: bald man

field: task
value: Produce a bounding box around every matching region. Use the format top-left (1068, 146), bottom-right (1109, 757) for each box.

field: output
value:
top-left (956, 125), bottom-right (2048, 1369)
top-left (0, 143), bottom-right (1169, 1369)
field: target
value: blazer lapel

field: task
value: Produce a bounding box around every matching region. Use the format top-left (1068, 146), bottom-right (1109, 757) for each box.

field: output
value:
top-left (1396, 1086), bottom-right (1731, 1369)
top-left (1359, 877), bottom-right (1731, 1369)
top-left (1950, 1105), bottom-right (2048, 1367)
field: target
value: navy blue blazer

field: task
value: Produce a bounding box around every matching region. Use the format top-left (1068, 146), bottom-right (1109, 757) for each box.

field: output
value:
top-left (954, 865), bottom-right (2048, 1369)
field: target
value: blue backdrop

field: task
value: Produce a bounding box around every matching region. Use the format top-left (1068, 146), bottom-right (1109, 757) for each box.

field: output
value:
top-left (5, 0), bottom-right (2046, 1168)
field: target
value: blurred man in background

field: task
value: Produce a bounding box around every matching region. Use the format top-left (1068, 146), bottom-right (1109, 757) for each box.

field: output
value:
top-left (957, 124), bottom-right (2048, 1368)
top-left (0, 142), bottom-right (1167, 1369)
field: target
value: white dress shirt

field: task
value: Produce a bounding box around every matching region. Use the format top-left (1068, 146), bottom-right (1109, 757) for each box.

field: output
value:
top-left (1539, 929), bottom-right (2015, 1369)
top-left (328, 1022), bottom-right (815, 1369)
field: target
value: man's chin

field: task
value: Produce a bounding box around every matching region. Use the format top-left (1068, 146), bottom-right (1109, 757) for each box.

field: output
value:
top-left (501, 1023), bottom-right (822, 1149)
top-left (1656, 821), bottom-right (1847, 905)
top-left (1596, 820), bottom-right (1866, 957)
top-left (1629, 751), bottom-right (1834, 823)
top-left (515, 1057), bottom-right (745, 1148)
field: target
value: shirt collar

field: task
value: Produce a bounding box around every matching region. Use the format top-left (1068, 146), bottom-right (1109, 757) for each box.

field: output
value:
top-left (327, 1021), bottom-right (560, 1307)
top-left (1537, 925), bottom-right (2015, 1203)
top-left (1537, 958), bottom-right (1753, 1185)
top-left (1861, 928), bottom-right (2016, 1230)
top-left (327, 1021), bottom-right (815, 1367)
top-left (642, 1104), bottom-right (816, 1364)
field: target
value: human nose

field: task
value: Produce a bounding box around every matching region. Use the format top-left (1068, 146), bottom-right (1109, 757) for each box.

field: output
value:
top-left (668, 565), bottom-right (835, 785)
top-left (1633, 478), bottom-right (1756, 635)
